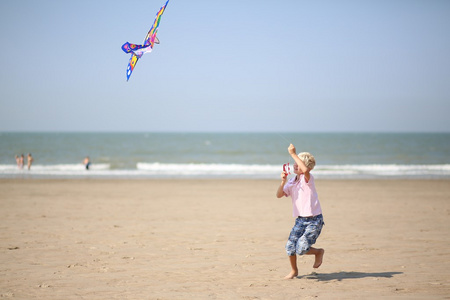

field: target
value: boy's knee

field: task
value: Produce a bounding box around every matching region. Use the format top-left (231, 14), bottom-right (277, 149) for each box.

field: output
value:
top-left (296, 236), bottom-right (311, 255)
top-left (285, 241), bottom-right (296, 256)
top-left (296, 245), bottom-right (310, 255)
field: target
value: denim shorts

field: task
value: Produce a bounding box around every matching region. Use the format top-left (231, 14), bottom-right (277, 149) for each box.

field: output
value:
top-left (285, 214), bottom-right (324, 256)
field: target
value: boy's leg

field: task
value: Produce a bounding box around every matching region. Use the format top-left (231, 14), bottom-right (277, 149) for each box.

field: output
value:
top-left (284, 255), bottom-right (298, 279)
top-left (297, 215), bottom-right (324, 268)
top-left (285, 218), bottom-right (305, 279)
top-left (306, 247), bottom-right (325, 268)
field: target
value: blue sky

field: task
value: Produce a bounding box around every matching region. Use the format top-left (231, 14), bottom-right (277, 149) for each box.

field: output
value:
top-left (0, 0), bottom-right (449, 132)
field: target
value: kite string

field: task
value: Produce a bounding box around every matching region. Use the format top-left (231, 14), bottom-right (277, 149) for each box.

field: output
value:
top-left (277, 133), bottom-right (291, 145)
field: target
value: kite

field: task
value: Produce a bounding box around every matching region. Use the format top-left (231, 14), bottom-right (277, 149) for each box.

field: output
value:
top-left (121, 0), bottom-right (170, 81)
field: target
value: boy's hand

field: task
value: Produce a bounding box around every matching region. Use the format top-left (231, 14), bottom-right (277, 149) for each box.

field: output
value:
top-left (288, 144), bottom-right (296, 155)
top-left (281, 171), bottom-right (288, 181)
top-left (277, 171), bottom-right (288, 198)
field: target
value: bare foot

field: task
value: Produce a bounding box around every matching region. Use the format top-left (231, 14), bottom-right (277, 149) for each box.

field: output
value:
top-left (313, 249), bottom-right (324, 268)
top-left (284, 270), bottom-right (298, 279)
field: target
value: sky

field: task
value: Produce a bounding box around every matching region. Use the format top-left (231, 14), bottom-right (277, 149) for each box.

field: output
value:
top-left (0, 0), bottom-right (449, 132)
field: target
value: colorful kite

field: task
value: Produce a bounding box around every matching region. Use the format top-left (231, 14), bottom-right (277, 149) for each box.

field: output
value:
top-left (121, 0), bottom-right (170, 81)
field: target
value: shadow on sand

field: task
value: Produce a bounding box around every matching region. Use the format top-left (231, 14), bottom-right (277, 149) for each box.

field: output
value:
top-left (298, 271), bottom-right (403, 281)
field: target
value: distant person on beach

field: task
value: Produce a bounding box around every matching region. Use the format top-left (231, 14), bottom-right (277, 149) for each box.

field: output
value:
top-left (19, 154), bottom-right (24, 169)
top-left (15, 155), bottom-right (21, 169)
top-left (276, 144), bottom-right (325, 279)
top-left (84, 156), bottom-right (91, 170)
top-left (27, 153), bottom-right (34, 170)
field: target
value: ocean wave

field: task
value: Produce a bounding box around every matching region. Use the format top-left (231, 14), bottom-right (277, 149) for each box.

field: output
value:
top-left (0, 164), bottom-right (110, 175)
top-left (136, 163), bottom-right (450, 178)
top-left (136, 163), bottom-right (278, 175)
top-left (0, 163), bottom-right (449, 179)
top-left (317, 164), bottom-right (450, 176)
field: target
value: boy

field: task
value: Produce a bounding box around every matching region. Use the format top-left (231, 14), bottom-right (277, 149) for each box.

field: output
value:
top-left (276, 144), bottom-right (324, 279)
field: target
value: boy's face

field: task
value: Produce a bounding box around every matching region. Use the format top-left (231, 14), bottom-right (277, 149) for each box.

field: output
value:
top-left (293, 163), bottom-right (303, 175)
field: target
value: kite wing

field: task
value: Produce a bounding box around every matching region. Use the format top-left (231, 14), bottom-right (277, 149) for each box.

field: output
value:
top-left (121, 0), bottom-right (169, 81)
top-left (126, 53), bottom-right (140, 81)
top-left (143, 0), bottom-right (169, 48)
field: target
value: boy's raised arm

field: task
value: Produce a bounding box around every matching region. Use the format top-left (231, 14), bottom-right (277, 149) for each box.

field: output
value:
top-left (288, 144), bottom-right (310, 181)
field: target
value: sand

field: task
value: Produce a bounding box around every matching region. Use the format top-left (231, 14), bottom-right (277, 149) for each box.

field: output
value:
top-left (0, 179), bottom-right (449, 299)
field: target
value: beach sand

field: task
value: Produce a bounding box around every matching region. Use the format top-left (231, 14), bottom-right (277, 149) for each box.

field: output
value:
top-left (1, 179), bottom-right (449, 299)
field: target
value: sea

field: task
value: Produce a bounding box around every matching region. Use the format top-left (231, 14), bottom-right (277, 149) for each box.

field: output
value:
top-left (1, 132), bottom-right (449, 179)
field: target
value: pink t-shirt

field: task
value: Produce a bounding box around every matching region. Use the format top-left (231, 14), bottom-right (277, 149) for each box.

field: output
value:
top-left (283, 173), bottom-right (322, 218)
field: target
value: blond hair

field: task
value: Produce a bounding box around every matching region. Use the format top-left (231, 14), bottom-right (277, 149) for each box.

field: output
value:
top-left (298, 152), bottom-right (316, 170)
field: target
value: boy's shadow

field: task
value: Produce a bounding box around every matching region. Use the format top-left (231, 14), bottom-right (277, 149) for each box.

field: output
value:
top-left (298, 271), bottom-right (403, 281)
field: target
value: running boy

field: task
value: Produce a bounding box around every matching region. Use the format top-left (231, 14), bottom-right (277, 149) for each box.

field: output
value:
top-left (276, 144), bottom-right (324, 279)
